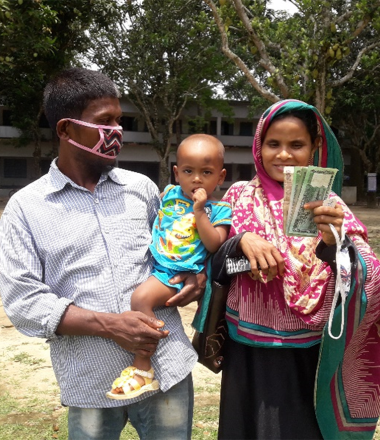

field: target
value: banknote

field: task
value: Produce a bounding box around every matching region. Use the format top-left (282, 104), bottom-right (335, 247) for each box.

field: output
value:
top-left (286, 166), bottom-right (307, 234)
top-left (287, 166), bottom-right (338, 236)
top-left (283, 166), bottom-right (294, 233)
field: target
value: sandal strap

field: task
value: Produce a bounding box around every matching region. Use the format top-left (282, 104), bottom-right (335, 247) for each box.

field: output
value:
top-left (134, 368), bottom-right (154, 379)
top-left (122, 377), bottom-right (141, 393)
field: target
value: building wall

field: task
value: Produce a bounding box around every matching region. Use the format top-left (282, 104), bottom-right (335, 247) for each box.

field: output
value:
top-left (0, 98), bottom-right (258, 190)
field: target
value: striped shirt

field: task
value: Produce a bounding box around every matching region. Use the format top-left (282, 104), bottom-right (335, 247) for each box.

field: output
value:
top-left (0, 159), bottom-right (197, 408)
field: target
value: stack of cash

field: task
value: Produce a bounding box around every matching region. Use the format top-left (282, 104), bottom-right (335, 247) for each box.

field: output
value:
top-left (283, 166), bottom-right (338, 236)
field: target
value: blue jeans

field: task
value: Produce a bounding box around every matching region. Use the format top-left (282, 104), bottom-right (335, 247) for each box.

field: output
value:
top-left (68, 374), bottom-right (193, 440)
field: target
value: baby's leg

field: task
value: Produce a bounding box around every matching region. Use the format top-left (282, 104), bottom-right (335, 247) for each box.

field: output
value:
top-left (124, 277), bottom-right (176, 392)
top-left (131, 275), bottom-right (177, 316)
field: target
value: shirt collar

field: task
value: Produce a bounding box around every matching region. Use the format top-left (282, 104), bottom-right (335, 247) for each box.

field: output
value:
top-left (46, 158), bottom-right (129, 195)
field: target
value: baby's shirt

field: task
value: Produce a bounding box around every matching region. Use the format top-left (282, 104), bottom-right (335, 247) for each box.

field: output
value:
top-left (149, 185), bottom-right (232, 273)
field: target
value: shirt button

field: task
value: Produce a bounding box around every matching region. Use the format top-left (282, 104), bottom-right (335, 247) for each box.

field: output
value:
top-left (94, 198), bottom-right (99, 204)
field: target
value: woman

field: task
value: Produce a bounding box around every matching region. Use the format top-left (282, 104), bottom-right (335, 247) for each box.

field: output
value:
top-left (213, 99), bottom-right (380, 439)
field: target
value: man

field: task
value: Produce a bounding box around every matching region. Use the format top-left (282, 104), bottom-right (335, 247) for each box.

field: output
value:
top-left (0, 68), bottom-right (204, 439)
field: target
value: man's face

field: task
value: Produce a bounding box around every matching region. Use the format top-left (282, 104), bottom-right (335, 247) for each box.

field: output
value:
top-left (67, 97), bottom-right (123, 169)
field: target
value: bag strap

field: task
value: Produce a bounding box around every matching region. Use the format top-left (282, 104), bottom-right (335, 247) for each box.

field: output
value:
top-left (212, 181), bottom-right (251, 284)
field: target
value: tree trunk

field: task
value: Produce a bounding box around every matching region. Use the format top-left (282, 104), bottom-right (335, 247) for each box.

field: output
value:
top-left (367, 192), bottom-right (377, 208)
top-left (158, 157), bottom-right (171, 191)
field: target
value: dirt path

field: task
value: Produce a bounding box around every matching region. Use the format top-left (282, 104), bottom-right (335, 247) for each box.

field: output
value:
top-left (0, 200), bottom-right (379, 432)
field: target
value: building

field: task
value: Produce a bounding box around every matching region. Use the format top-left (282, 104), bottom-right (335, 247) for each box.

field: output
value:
top-left (0, 97), bottom-right (358, 202)
top-left (0, 97), bottom-right (257, 197)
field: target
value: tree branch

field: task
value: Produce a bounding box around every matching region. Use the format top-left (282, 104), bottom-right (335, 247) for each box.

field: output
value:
top-left (203, 0), bottom-right (280, 103)
top-left (330, 40), bottom-right (380, 87)
top-left (232, 0), bottom-right (289, 98)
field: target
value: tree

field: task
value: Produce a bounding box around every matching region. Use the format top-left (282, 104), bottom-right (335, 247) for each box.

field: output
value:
top-left (87, 0), bottom-right (232, 189)
top-left (331, 47), bottom-right (380, 201)
top-left (0, 0), bottom-right (119, 175)
top-left (203, 0), bottom-right (380, 114)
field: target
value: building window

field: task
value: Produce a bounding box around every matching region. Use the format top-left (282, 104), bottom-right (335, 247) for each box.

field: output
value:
top-left (40, 158), bottom-right (52, 175)
top-left (239, 122), bottom-right (253, 136)
top-left (238, 163), bottom-right (255, 180)
top-left (221, 121), bottom-right (234, 135)
top-left (174, 120), bottom-right (183, 135)
top-left (4, 158), bottom-right (27, 178)
top-left (224, 163), bottom-right (233, 180)
top-left (39, 113), bottom-right (50, 128)
top-left (2, 109), bottom-right (12, 126)
top-left (209, 120), bottom-right (217, 135)
top-left (121, 116), bottom-right (138, 131)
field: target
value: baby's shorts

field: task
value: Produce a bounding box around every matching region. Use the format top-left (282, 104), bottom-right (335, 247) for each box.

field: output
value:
top-left (151, 263), bottom-right (187, 292)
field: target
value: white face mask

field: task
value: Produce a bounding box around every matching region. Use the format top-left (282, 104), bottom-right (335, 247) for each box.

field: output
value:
top-left (64, 118), bottom-right (123, 159)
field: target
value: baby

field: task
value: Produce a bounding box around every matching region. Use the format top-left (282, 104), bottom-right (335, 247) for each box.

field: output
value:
top-left (108, 134), bottom-right (231, 399)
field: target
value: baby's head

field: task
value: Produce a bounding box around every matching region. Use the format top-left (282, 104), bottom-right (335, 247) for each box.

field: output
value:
top-left (174, 134), bottom-right (227, 200)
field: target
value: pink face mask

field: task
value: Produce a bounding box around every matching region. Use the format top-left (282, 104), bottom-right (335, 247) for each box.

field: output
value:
top-left (64, 118), bottom-right (123, 159)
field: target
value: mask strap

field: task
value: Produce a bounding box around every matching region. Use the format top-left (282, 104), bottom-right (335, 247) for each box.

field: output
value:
top-left (64, 118), bottom-right (123, 131)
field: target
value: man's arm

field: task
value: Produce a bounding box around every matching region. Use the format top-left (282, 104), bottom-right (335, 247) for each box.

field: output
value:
top-left (56, 305), bottom-right (168, 356)
top-left (0, 203), bottom-right (167, 355)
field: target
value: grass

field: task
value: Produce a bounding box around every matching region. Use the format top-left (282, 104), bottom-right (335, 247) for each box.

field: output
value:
top-left (0, 385), bottom-right (219, 440)
top-left (1, 363), bottom-right (379, 440)
top-left (10, 352), bottom-right (45, 366)
top-left (0, 392), bottom-right (64, 440)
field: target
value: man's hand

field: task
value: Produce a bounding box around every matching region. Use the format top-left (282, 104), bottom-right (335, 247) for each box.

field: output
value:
top-left (166, 270), bottom-right (207, 307)
top-left (105, 311), bottom-right (169, 357)
top-left (239, 232), bottom-right (285, 278)
top-left (56, 305), bottom-right (168, 358)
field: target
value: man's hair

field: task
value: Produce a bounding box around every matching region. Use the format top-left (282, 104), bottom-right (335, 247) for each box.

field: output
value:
top-left (43, 67), bottom-right (121, 130)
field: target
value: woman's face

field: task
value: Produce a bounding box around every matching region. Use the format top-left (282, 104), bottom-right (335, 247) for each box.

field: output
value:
top-left (261, 116), bottom-right (317, 182)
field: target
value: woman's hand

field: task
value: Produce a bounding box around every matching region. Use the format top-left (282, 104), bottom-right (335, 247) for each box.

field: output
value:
top-left (304, 200), bottom-right (344, 246)
top-left (239, 232), bottom-right (285, 278)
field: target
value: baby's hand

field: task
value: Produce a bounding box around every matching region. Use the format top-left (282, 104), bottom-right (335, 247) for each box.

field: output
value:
top-left (192, 188), bottom-right (207, 211)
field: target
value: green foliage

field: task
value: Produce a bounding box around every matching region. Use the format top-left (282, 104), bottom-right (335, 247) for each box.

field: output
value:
top-left (332, 47), bottom-right (380, 178)
top-left (86, 0), bottom-right (234, 188)
top-left (205, 0), bottom-right (380, 113)
top-left (0, 0), bottom-right (118, 162)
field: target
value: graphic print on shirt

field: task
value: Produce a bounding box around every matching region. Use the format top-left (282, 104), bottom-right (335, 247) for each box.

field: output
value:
top-left (155, 198), bottom-right (200, 261)
top-left (149, 185), bottom-right (231, 273)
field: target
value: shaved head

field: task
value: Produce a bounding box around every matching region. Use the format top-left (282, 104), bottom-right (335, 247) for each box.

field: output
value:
top-left (177, 134), bottom-right (225, 168)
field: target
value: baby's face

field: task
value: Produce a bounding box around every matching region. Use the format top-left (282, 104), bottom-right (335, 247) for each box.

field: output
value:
top-left (174, 141), bottom-right (226, 200)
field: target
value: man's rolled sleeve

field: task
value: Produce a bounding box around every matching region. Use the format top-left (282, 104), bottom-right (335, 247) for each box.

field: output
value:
top-left (0, 203), bottom-right (70, 339)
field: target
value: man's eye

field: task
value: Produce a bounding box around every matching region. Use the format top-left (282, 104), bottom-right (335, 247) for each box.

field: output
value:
top-left (184, 169), bottom-right (192, 174)
top-left (204, 170), bottom-right (212, 175)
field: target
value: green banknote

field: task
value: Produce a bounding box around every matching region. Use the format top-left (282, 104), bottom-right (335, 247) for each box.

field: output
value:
top-left (286, 166), bottom-right (307, 235)
top-left (285, 166), bottom-right (338, 237)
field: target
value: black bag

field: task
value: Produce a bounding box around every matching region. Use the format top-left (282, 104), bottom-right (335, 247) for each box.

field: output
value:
top-left (192, 281), bottom-right (230, 374)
